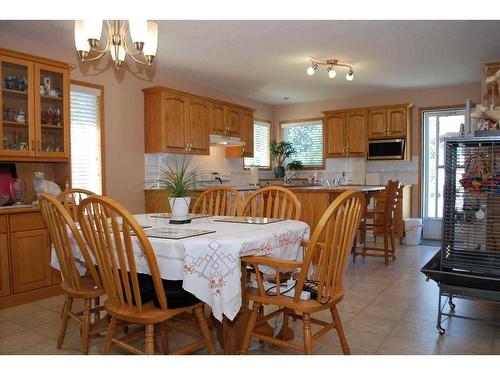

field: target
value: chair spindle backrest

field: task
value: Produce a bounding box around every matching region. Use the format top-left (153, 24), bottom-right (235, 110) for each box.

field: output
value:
top-left (78, 196), bottom-right (168, 312)
top-left (295, 191), bottom-right (365, 304)
top-left (57, 188), bottom-right (96, 222)
top-left (382, 180), bottom-right (401, 222)
top-left (39, 193), bottom-right (101, 291)
top-left (241, 186), bottom-right (301, 220)
top-left (191, 186), bottom-right (243, 216)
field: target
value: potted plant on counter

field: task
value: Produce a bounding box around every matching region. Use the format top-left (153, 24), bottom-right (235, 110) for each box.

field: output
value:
top-left (270, 140), bottom-right (296, 178)
top-left (147, 156), bottom-right (201, 219)
top-left (286, 160), bottom-right (304, 171)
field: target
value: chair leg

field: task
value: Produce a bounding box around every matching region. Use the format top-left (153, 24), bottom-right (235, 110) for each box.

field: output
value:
top-left (57, 296), bottom-right (72, 349)
top-left (383, 230), bottom-right (389, 265)
top-left (145, 324), bottom-right (155, 355)
top-left (361, 221), bottom-right (367, 258)
top-left (194, 306), bottom-right (216, 354)
top-left (81, 299), bottom-right (92, 354)
top-left (303, 313), bottom-right (313, 354)
top-left (280, 308), bottom-right (290, 339)
top-left (159, 322), bottom-right (169, 354)
top-left (240, 302), bottom-right (260, 354)
top-left (93, 297), bottom-right (100, 324)
top-left (390, 227), bottom-right (396, 260)
top-left (331, 307), bottom-right (350, 354)
top-left (103, 317), bottom-right (118, 354)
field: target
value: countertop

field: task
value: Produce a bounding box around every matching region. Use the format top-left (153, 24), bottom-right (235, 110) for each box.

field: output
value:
top-left (283, 185), bottom-right (386, 193)
top-left (0, 204), bottom-right (40, 214)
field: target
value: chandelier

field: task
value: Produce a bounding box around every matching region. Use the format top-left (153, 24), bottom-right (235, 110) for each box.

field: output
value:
top-left (306, 58), bottom-right (354, 81)
top-left (74, 20), bottom-right (158, 70)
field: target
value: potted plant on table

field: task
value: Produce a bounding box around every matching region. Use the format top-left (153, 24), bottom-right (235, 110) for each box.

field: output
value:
top-left (148, 156), bottom-right (201, 219)
top-left (270, 140), bottom-right (296, 178)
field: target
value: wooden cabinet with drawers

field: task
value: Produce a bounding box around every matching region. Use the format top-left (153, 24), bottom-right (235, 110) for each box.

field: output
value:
top-left (143, 86), bottom-right (254, 155)
top-left (324, 110), bottom-right (367, 158)
top-left (0, 208), bottom-right (61, 309)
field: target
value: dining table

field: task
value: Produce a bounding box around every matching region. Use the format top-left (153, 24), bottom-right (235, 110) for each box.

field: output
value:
top-left (52, 213), bottom-right (310, 354)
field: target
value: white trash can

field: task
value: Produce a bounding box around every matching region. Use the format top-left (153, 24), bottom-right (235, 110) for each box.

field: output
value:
top-left (404, 218), bottom-right (423, 246)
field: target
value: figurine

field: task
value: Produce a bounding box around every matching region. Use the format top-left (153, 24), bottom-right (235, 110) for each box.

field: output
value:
top-left (32, 171), bottom-right (62, 205)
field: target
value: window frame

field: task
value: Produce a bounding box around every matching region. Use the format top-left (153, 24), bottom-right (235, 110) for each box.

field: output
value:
top-left (279, 117), bottom-right (325, 170)
top-left (70, 79), bottom-right (106, 194)
top-left (243, 118), bottom-right (272, 171)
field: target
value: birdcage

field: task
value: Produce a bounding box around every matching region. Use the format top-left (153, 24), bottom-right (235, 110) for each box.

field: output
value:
top-left (422, 136), bottom-right (500, 334)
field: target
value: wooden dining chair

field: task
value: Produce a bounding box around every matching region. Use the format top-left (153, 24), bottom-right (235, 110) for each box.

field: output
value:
top-left (57, 188), bottom-right (95, 222)
top-left (241, 186), bottom-right (302, 220)
top-left (38, 193), bottom-right (105, 354)
top-left (240, 191), bottom-right (365, 355)
top-left (191, 185), bottom-right (243, 216)
top-left (356, 180), bottom-right (401, 265)
top-left (77, 195), bottom-right (216, 355)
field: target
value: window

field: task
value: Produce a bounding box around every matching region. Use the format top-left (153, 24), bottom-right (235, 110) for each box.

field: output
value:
top-left (244, 120), bottom-right (271, 169)
top-left (70, 83), bottom-right (104, 194)
top-left (281, 119), bottom-right (323, 168)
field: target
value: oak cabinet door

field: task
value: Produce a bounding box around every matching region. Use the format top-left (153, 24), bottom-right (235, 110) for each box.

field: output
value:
top-left (325, 113), bottom-right (346, 157)
top-left (186, 98), bottom-right (209, 154)
top-left (224, 106), bottom-right (241, 137)
top-left (368, 109), bottom-right (387, 139)
top-left (0, 234), bottom-right (10, 297)
top-left (210, 102), bottom-right (225, 135)
top-left (387, 107), bottom-right (407, 137)
top-left (346, 111), bottom-right (367, 156)
top-left (10, 229), bottom-right (52, 293)
top-left (240, 110), bottom-right (254, 157)
top-left (162, 93), bottom-right (188, 152)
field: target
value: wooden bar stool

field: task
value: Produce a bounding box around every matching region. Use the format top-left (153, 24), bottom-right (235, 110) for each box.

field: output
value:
top-left (355, 180), bottom-right (401, 265)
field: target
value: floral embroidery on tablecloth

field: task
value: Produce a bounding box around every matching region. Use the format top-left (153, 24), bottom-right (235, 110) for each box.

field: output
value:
top-left (184, 263), bottom-right (196, 274)
top-left (209, 275), bottom-right (225, 296)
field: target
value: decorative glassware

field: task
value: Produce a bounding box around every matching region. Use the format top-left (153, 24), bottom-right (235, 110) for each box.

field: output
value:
top-left (9, 178), bottom-right (26, 206)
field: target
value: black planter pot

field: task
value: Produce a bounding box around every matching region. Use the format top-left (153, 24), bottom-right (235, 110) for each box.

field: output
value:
top-left (274, 166), bottom-right (285, 178)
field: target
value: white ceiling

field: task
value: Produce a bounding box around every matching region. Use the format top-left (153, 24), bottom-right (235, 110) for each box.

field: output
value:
top-left (1, 20), bottom-right (500, 104)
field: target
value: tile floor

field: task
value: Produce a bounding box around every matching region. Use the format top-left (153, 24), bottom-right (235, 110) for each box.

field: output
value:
top-left (1, 243), bottom-right (500, 355)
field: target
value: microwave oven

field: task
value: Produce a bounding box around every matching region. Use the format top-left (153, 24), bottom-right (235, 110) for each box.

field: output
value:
top-left (367, 138), bottom-right (405, 160)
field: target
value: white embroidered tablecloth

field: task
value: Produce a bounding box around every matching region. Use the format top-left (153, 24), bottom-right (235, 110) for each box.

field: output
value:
top-left (52, 214), bottom-right (310, 322)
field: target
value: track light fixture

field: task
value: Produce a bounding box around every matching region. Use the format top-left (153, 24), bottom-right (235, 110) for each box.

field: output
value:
top-left (307, 58), bottom-right (354, 82)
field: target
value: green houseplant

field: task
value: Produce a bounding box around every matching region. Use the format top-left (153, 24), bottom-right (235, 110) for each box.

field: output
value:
top-left (270, 140), bottom-right (296, 178)
top-left (147, 156), bottom-right (201, 219)
top-left (286, 160), bottom-right (304, 171)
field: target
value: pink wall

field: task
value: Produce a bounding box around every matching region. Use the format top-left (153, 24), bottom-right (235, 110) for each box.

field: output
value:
top-left (0, 31), bottom-right (272, 213)
top-left (272, 83), bottom-right (481, 215)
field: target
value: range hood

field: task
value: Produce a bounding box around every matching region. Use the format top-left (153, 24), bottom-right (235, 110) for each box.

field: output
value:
top-left (209, 134), bottom-right (245, 147)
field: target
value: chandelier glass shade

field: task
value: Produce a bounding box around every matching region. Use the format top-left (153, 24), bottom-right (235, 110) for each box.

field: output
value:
top-left (74, 20), bottom-right (158, 70)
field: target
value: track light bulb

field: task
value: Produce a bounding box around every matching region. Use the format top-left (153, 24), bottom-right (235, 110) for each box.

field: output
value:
top-left (327, 67), bottom-right (337, 79)
top-left (307, 64), bottom-right (318, 76)
top-left (346, 69), bottom-right (354, 81)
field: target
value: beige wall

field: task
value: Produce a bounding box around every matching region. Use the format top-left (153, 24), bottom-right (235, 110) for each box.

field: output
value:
top-left (0, 31), bottom-right (272, 213)
top-left (272, 83), bottom-right (481, 215)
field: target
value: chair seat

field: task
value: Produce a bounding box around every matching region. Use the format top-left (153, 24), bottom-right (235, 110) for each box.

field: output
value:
top-left (245, 286), bottom-right (343, 314)
top-left (61, 274), bottom-right (105, 299)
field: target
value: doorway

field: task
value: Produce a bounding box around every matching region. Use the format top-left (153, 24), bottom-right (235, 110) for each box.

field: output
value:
top-left (422, 107), bottom-right (465, 240)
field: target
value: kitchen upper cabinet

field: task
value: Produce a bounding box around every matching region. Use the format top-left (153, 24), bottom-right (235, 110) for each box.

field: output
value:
top-left (368, 109), bottom-right (387, 138)
top-left (346, 111), bottom-right (367, 156)
top-left (224, 106), bottom-right (241, 137)
top-left (144, 86), bottom-right (253, 155)
top-left (210, 102), bottom-right (225, 135)
top-left (325, 111), bottom-right (366, 158)
top-left (325, 113), bottom-right (346, 157)
top-left (10, 228), bottom-right (52, 294)
top-left (387, 107), bottom-right (407, 137)
top-left (143, 88), bottom-right (209, 155)
top-left (239, 110), bottom-right (254, 157)
top-left (186, 98), bottom-right (209, 154)
top-left (368, 105), bottom-right (408, 139)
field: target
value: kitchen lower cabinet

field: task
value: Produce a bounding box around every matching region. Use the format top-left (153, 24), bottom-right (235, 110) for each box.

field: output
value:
top-left (0, 234), bottom-right (10, 298)
top-left (0, 208), bottom-right (61, 310)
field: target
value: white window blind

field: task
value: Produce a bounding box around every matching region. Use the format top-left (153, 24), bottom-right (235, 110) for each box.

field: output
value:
top-left (281, 120), bottom-right (323, 167)
top-left (244, 121), bottom-right (271, 168)
top-left (70, 84), bottom-right (103, 194)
